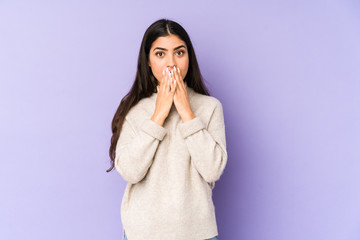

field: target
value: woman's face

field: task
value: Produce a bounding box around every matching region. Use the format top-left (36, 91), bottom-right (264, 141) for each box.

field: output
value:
top-left (148, 34), bottom-right (189, 85)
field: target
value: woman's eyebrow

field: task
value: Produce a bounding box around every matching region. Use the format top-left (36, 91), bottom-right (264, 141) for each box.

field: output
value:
top-left (153, 45), bottom-right (186, 52)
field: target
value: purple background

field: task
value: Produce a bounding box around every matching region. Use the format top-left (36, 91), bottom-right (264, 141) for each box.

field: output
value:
top-left (1, 1), bottom-right (360, 239)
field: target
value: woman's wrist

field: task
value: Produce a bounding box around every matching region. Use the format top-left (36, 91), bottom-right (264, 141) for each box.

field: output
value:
top-left (181, 112), bottom-right (195, 123)
top-left (151, 112), bottom-right (166, 126)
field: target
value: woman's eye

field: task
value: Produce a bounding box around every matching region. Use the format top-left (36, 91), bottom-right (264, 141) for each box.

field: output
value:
top-left (156, 52), bottom-right (165, 57)
top-left (176, 50), bottom-right (185, 56)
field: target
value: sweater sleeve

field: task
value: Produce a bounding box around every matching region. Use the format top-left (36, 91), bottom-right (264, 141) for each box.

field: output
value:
top-left (178, 100), bottom-right (227, 185)
top-left (115, 117), bottom-right (167, 184)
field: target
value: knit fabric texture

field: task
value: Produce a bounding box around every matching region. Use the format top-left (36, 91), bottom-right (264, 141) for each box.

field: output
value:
top-left (115, 83), bottom-right (228, 240)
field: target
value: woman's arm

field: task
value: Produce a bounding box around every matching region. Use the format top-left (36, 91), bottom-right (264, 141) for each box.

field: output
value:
top-left (178, 100), bottom-right (228, 185)
top-left (115, 117), bottom-right (167, 184)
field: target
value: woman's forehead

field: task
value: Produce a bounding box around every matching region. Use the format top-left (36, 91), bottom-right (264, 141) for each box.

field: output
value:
top-left (151, 35), bottom-right (186, 50)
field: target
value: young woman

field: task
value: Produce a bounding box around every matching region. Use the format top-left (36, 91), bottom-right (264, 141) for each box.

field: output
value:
top-left (107, 19), bottom-right (227, 240)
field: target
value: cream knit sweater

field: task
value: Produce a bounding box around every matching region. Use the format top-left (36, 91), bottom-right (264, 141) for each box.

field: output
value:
top-left (115, 83), bottom-right (227, 240)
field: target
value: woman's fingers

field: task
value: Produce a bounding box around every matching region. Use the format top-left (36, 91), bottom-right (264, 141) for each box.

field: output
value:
top-left (160, 68), bottom-right (166, 88)
top-left (172, 66), bottom-right (184, 93)
top-left (158, 67), bottom-right (181, 94)
top-left (170, 72), bottom-right (177, 94)
top-left (161, 68), bottom-right (169, 91)
top-left (166, 68), bottom-right (172, 91)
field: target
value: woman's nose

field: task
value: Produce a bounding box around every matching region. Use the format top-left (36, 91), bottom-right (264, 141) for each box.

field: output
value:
top-left (167, 55), bottom-right (176, 68)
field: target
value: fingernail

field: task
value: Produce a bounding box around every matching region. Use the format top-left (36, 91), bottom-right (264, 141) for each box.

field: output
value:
top-left (162, 69), bottom-right (165, 75)
top-left (166, 68), bottom-right (169, 72)
top-left (177, 67), bottom-right (180, 73)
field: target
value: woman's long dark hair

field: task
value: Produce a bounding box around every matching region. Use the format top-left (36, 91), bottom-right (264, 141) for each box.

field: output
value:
top-left (107, 19), bottom-right (210, 172)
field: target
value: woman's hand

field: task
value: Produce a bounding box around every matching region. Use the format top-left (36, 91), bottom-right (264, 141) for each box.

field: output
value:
top-left (151, 67), bottom-right (177, 126)
top-left (172, 66), bottom-right (196, 122)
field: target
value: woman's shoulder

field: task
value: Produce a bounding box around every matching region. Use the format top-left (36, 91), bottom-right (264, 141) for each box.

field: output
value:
top-left (125, 94), bottom-right (156, 123)
top-left (191, 90), bottom-right (223, 110)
